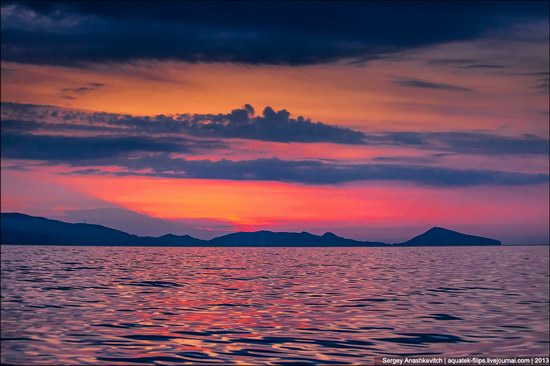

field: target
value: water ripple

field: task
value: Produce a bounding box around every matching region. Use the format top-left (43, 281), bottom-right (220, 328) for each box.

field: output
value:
top-left (1, 245), bottom-right (548, 365)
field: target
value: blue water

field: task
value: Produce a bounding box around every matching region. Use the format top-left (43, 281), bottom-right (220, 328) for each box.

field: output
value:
top-left (1, 245), bottom-right (549, 365)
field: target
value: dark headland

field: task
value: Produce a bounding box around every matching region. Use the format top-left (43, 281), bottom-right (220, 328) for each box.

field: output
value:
top-left (1, 212), bottom-right (501, 247)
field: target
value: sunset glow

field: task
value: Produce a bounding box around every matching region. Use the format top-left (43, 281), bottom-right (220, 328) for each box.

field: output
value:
top-left (1, 1), bottom-right (548, 244)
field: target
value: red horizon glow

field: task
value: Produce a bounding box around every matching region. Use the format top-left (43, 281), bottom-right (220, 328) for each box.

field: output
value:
top-left (1, 20), bottom-right (548, 244)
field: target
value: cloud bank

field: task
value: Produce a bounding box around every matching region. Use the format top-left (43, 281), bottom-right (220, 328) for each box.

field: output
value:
top-left (1, 2), bottom-right (548, 66)
top-left (394, 78), bottom-right (474, 92)
top-left (60, 155), bottom-right (548, 187)
top-left (1, 102), bottom-right (367, 144)
top-left (3, 102), bottom-right (548, 155)
top-left (2, 102), bottom-right (548, 187)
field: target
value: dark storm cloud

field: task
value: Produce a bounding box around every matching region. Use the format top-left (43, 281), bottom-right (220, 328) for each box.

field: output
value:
top-left (1, 1), bottom-right (548, 66)
top-left (394, 78), bottom-right (474, 92)
top-left (56, 155), bottom-right (548, 187)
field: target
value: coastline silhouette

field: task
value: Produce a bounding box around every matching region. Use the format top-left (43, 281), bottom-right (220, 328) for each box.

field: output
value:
top-left (1, 212), bottom-right (502, 246)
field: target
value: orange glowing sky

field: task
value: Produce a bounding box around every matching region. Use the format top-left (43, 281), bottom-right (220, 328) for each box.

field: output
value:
top-left (1, 1), bottom-right (549, 243)
top-left (2, 56), bottom-right (548, 135)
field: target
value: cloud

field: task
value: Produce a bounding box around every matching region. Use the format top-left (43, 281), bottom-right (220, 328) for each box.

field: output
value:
top-left (460, 64), bottom-right (506, 70)
top-left (394, 77), bottom-right (474, 92)
top-left (367, 131), bottom-right (550, 156)
top-left (60, 82), bottom-right (105, 99)
top-left (2, 130), bottom-right (546, 186)
top-left (426, 59), bottom-right (507, 70)
top-left (0, 66), bottom-right (16, 74)
top-left (188, 105), bottom-right (367, 144)
top-left (535, 72), bottom-right (549, 92)
top-left (372, 155), bottom-right (440, 164)
top-left (55, 155), bottom-right (548, 187)
top-left (1, 102), bottom-right (368, 144)
top-left (1, 2), bottom-right (547, 66)
top-left (0, 130), bottom-right (224, 161)
top-left (2, 102), bottom-right (547, 186)
top-left (3, 102), bottom-right (549, 156)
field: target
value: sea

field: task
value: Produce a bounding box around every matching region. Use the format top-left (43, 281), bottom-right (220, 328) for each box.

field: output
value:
top-left (1, 245), bottom-right (549, 365)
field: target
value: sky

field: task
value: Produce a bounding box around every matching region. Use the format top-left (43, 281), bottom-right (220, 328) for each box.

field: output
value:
top-left (1, 1), bottom-right (549, 244)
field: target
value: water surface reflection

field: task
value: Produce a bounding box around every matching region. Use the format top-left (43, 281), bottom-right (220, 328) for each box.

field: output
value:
top-left (1, 246), bottom-right (549, 364)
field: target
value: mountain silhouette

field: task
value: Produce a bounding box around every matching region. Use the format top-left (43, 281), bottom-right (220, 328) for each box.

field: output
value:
top-left (0, 212), bottom-right (501, 246)
top-left (0, 213), bottom-right (205, 246)
top-left (148, 233), bottom-right (207, 246)
top-left (209, 230), bottom-right (387, 246)
top-left (395, 226), bottom-right (501, 246)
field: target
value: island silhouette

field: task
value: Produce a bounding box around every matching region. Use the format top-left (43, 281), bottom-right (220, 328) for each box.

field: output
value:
top-left (1, 212), bottom-right (501, 247)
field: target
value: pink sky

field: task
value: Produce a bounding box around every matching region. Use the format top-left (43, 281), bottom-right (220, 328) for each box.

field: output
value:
top-left (1, 4), bottom-right (548, 244)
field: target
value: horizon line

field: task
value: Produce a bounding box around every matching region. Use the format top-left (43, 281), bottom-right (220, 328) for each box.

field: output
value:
top-left (1, 211), bottom-right (529, 246)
